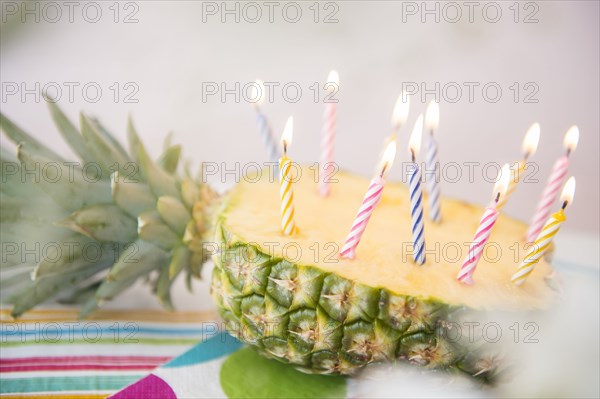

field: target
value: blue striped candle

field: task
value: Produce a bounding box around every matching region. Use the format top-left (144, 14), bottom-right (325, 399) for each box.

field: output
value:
top-left (408, 114), bottom-right (426, 265)
top-left (252, 80), bottom-right (280, 163)
top-left (409, 162), bottom-right (426, 264)
top-left (256, 111), bottom-right (280, 162)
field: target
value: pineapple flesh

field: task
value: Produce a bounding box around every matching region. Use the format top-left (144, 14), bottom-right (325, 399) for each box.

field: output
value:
top-left (0, 105), bottom-right (556, 383)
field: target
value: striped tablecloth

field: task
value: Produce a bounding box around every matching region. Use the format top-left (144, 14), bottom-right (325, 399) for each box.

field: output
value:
top-left (0, 307), bottom-right (216, 398)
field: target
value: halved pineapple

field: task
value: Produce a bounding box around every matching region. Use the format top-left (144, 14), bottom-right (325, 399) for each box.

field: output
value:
top-left (211, 168), bottom-right (555, 378)
top-left (1, 105), bottom-right (556, 383)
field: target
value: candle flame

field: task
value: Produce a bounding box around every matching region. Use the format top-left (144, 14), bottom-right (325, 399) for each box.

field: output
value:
top-left (563, 126), bottom-right (579, 153)
top-left (560, 176), bottom-right (576, 206)
top-left (281, 116), bottom-right (293, 149)
top-left (494, 163), bottom-right (511, 201)
top-left (378, 139), bottom-right (397, 177)
top-left (522, 122), bottom-right (540, 157)
top-left (409, 114), bottom-right (424, 157)
top-left (391, 92), bottom-right (410, 128)
top-left (251, 80), bottom-right (266, 106)
top-left (327, 70), bottom-right (339, 85)
top-left (424, 100), bottom-right (440, 131)
top-left (325, 70), bottom-right (340, 94)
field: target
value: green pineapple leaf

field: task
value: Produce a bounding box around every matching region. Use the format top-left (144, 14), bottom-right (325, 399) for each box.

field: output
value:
top-left (17, 143), bottom-right (112, 211)
top-left (0, 112), bottom-right (66, 162)
top-left (47, 102), bottom-right (95, 163)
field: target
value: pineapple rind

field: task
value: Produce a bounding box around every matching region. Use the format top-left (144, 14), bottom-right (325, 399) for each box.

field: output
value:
top-left (211, 220), bottom-right (498, 381)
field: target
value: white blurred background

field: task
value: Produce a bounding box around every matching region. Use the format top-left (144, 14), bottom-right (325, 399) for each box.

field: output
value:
top-left (1, 0), bottom-right (598, 235)
top-left (1, 2), bottom-right (599, 397)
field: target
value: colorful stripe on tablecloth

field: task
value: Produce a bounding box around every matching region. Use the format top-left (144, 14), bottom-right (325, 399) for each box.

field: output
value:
top-left (110, 332), bottom-right (244, 399)
top-left (0, 308), bottom-right (217, 398)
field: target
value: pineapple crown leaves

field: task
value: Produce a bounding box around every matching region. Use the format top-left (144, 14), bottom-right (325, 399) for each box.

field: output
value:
top-left (0, 103), bottom-right (218, 318)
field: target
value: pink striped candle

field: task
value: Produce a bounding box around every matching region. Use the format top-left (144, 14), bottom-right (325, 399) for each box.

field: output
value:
top-left (526, 126), bottom-right (579, 242)
top-left (320, 70), bottom-right (339, 197)
top-left (457, 164), bottom-right (510, 285)
top-left (340, 140), bottom-right (397, 259)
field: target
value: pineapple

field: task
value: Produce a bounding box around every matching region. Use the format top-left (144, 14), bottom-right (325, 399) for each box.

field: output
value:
top-left (0, 104), bottom-right (556, 382)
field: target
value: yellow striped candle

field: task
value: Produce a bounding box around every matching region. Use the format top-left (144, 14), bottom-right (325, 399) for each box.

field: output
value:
top-left (279, 116), bottom-right (297, 236)
top-left (496, 123), bottom-right (540, 210)
top-left (512, 176), bottom-right (575, 286)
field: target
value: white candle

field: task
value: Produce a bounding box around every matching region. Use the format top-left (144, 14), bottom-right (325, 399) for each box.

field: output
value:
top-left (496, 122), bottom-right (540, 210)
top-left (424, 100), bottom-right (441, 223)
top-left (391, 92), bottom-right (410, 136)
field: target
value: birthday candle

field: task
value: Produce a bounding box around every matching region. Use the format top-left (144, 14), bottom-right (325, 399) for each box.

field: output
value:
top-left (340, 140), bottom-right (397, 259)
top-left (424, 101), bottom-right (441, 223)
top-left (251, 80), bottom-right (280, 162)
top-left (526, 126), bottom-right (579, 242)
top-left (320, 70), bottom-right (339, 197)
top-left (513, 177), bottom-right (575, 285)
top-left (391, 92), bottom-right (410, 136)
top-left (457, 164), bottom-right (510, 285)
top-left (279, 116), bottom-right (297, 236)
top-left (408, 114), bottom-right (426, 264)
top-left (496, 123), bottom-right (540, 210)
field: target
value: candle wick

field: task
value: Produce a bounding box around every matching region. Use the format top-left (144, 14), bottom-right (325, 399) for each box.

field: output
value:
top-left (523, 152), bottom-right (530, 162)
top-left (411, 149), bottom-right (416, 163)
top-left (566, 148), bottom-right (572, 157)
top-left (283, 141), bottom-right (287, 155)
top-left (380, 163), bottom-right (387, 178)
top-left (494, 192), bottom-right (501, 203)
top-left (562, 200), bottom-right (568, 210)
